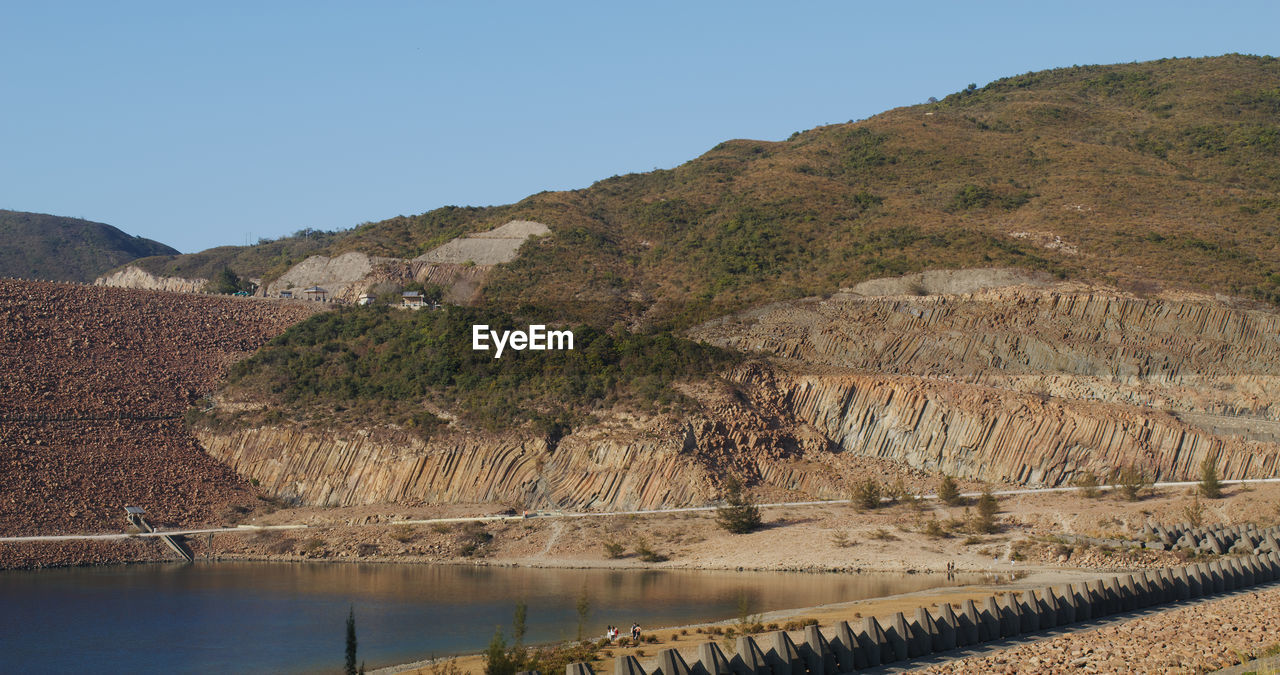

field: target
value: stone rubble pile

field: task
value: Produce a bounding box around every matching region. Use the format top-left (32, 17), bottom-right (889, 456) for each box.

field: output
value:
top-left (922, 585), bottom-right (1280, 673)
top-left (0, 279), bottom-right (313, 568)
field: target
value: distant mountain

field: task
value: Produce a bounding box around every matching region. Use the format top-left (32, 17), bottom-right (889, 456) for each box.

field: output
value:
top-left (0, 210), bottom-right (179, 283)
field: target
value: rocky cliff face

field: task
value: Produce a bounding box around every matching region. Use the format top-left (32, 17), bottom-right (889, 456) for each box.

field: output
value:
top-left (95, 265), bottom-right (207, 293)
top-left (193, 381), bottom-right (931, 511)
top-left (193, 274), bottom-right (1280, 512)
top-left (736, 365), bottom-right (1280, 487)
top-left (687, 277), bottom-right (1280, 487)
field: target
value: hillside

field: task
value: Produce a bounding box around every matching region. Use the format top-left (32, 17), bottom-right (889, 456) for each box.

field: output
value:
top-left (110, 54), bottom-right (1280, 327)
top-left (0, 210), bottom-right (178, 283)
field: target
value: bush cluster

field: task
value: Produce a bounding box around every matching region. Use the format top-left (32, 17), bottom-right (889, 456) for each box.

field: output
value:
top-left (226, 305), bottom-right (738, 433)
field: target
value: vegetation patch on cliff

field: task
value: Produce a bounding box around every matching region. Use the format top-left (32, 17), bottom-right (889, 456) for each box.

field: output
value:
top-left (215, 305), bottom-right (738, 436)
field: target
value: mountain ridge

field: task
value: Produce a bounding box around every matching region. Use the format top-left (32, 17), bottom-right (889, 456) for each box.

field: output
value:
top-left (0, 210), bottom-right (179, 283)
top-left (112, 54), bottom-right (1280, 327)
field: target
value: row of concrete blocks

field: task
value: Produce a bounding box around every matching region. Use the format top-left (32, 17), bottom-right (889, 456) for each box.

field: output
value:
top-left (548, 553), bottom-right (1280, 675)
top-left (1063, 526), bottom-right (1280, 555)
top-left (1146, 522), bottom-right (1280, 553)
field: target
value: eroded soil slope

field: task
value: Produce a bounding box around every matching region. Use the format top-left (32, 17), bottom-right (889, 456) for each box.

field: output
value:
top-left (0, 280), bottom-right (315, 567)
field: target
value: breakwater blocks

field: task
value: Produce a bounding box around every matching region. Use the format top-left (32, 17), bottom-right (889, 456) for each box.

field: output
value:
top-left (567, 554), bottom-right (1280, 673)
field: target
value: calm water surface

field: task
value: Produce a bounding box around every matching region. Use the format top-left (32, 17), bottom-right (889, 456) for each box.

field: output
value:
top-left (0, 562), bottom-right (993, 674)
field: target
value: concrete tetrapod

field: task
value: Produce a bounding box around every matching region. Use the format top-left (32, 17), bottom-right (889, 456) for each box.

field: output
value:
top-left (1186, 565), bottom-right (1205, 598)
top-left (913, 607), bottom-right (942, 654)
top-left (979, 596), bottom-right (1002, 641)
top-left (731, 636), bottom-right (769, 675)
top-left (1068, 583), bottom-right (1091, 621)
top-left (1018, 591), bottom-right (1041, 633)
top-left (1087, 580), bottom-right (1108, 617)
top-left (1052, 586), bottom-right (1076, 625)
top-left (886, 612), bottom-right (911, 662)
top-left (1209, 561), bottom-right (1227, 594)
top-left (656, 648), bottom-right (690, 675)
top-left (998, 594), bottom-right (1022, 638)
top-left (857, 616), bottom-right (889, 667)
top-left (934, 603), bottom-right (959, 651)
top-left (802, 624), bottom-right (835, 675)
top-left (1104, 577), bottom-right (1123, 615)
top-left (765, 630), bottom-right (802, 675)
top-left (615, 658), bottom-right (645, 675)
top-left (962, 601), bottom-right (977, 645)
top-left (834, 620), bottom-right (865, 671)
top-left (695, 642), bottom-right (732, 675)
top-left (1037, 587), bottom-right (1059, 628)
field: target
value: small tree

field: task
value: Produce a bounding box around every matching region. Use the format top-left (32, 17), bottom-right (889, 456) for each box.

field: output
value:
top-left (513, 601), bottom-right (527, 648)
top-left (1115, 465), bottom-right (1150, 502)
top-left (206, 266), bottom-right (255, 295)
top-left (716, 476), bottom-right (763, 534)
top-left (483, 629), bottom-right (515, 675)
top-left (972, 488), bottom-right (1000, 534)
top-left (1183, 494), bottom-right (1206, 528)
top-left (602, 539), bottom-right (625, 558)
top-left (938, 475), bottom-right (963, 506)
top-left (575, 586), bottom-right (591, 642)
top-left (852, 479), bottom-right (882, 511)
top-left (345, 606), bottom-right (358, 675)
top-left (1199, 457), bottom-right (1223, 499)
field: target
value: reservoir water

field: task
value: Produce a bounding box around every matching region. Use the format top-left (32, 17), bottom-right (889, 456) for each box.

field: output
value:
top-left (1, 562), bottom-right (993, 674)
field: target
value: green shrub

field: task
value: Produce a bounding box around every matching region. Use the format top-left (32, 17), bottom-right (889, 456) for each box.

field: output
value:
top-left (1199, 457), bottom-right (1223, 499)
top-left (852, 479), bottom-right (883, 511)
top-left (938, 475), bottom-right (963, 506)
top-left (715, 476), bottom-right (763, 534)
top-left (224, 305), bottom-right (738, 432)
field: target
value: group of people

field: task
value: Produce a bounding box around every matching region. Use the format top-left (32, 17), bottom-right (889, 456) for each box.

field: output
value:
top-left (604, 623), bottom-right (641, 642)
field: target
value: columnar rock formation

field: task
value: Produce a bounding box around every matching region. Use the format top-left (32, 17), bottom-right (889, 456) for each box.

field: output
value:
top-left (195, 386), bottom-right (898, 511)
top-left (743, 365), bottom-right (1280, 485)
top-left (690, 276), bottom-right (1280, 486)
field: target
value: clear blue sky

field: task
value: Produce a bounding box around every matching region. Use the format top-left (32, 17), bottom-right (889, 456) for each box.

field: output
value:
top-left (2, 1), bottom-right (1276, 253)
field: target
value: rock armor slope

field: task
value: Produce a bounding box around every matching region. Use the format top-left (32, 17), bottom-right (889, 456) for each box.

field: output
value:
top-left (0, 280), bottom-right (315, 568)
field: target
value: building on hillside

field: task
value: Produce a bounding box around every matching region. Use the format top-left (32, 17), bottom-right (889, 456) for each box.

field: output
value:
top-left (301, 286), bottom-right (328, 302)
top-left (357, 293), bottom-right (374, 306)
top-left (279, 290), bottom-right (293, 299)
top-left (402, 290), bottom-right (425, 309)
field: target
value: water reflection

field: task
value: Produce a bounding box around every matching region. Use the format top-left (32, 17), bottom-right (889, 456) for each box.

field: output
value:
top-left (0, 562), bottom-right (994, 674)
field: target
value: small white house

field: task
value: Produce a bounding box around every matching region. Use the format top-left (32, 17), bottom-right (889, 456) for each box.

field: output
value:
top-left (402, 291), bottom-right (425, 309)
top-left (357, 293), bottom-right (374, 306)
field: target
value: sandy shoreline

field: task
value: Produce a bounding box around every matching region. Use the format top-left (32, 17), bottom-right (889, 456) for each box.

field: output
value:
top-left (377, 567), bottom-right (1096, 675)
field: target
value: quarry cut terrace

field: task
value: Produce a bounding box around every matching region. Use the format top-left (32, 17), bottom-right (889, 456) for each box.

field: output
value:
top-left (471, 323), bottom-right (574, 358)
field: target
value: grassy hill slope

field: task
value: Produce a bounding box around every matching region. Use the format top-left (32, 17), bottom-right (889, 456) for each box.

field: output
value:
top-left (0, 210), bottom-right (179, 282)
top-left (134, 54), bottom-right (1280, 327)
